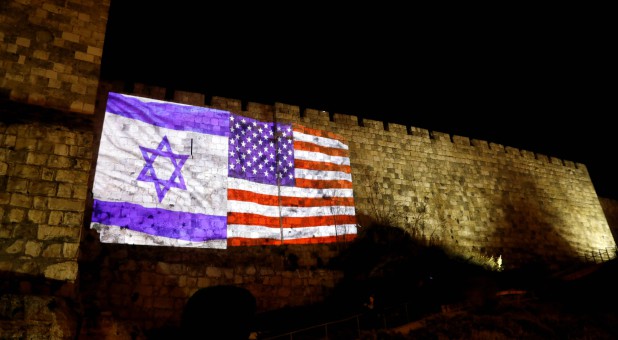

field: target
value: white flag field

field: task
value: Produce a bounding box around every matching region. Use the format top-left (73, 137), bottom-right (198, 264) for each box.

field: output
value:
top-left (91, 92), bottom-right (357, 249)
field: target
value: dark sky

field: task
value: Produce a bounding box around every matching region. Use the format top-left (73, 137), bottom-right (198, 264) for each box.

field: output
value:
top-left (100, 2), bottom-right (616, 200)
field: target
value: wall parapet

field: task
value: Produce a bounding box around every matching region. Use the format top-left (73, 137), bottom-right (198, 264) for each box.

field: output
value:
top-left (120, 82), bottom-right (582, 169)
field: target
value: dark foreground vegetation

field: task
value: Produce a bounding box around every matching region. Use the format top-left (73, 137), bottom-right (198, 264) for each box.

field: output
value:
top-left (252, 224), bottom-right (618, 340)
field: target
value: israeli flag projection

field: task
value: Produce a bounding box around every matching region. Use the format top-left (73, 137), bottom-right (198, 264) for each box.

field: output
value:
top-left (91, 92), bottom-right (230, 248)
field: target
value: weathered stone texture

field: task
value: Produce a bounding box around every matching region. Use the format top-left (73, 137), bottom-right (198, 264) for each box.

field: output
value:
top-left (0, 117), bottom-right (93, 281)
top-left (0, 0), bottom-right (110, 114)
top-left (0, 294), bottom-right (78, 340)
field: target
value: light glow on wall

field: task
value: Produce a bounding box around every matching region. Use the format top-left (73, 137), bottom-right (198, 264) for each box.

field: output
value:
top-left (90, 92), bottom-right (357, 248)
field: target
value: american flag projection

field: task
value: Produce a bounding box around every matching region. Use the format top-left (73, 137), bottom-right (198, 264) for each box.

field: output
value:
top-left (90, 92), bottom-right (357, 248)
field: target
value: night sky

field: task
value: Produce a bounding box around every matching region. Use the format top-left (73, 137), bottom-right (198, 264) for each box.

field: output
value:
top-left (100, 2), bottom-right (616, 200)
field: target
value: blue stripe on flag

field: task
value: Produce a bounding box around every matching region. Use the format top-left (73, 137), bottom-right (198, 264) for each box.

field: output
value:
top-left (92, 200), bottom-right (227, 242)
top-left (105, 92), bottom-right (230, 137)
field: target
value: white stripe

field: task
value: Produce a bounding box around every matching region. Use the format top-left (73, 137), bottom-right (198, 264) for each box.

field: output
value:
top-left (295, 168), bottom-right (352, 182)
top-left (228, 200), bottom-right (280, 217)
top-left (293, 131), bottom-right (349, 150)
top-left (95, 224), bottom-right (227, 249)
top-left (228, 177), bottom-right (354, 198)
top-left (228, 200), bottom-right (356, 217)
top-left (227, 224), bottom-right (358, 239)
top-left (280, 206), bottom-right (355, 217)
top-left (294, 149), bottom-right (350, 165)
top-left (93, 113), bottom-right (229, 216)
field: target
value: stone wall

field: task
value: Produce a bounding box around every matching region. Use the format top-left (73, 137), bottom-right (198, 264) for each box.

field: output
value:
top-left (0, 100), bottom-right (94, 282)
top-left (599, 197), bottom-right (618, 244)
top-left (125, 83), bottom-right (616, 270)
top-left (78, 233), bottom-right (345, 332)
top-left (2, 81), bottom-right (616, 336)
top-left (0, 99), bottom-right (349, 334)
top-left (0, 0), bottom-right (109, 114)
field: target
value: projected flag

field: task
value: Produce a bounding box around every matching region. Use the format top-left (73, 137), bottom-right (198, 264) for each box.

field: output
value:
top-left (91, 92), bottom-right (356, 249)
top-left (226, 114), bottom-right (357, 246)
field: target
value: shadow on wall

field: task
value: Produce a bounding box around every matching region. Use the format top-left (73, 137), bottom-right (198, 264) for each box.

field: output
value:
top-left (599, 197), bottom-right (618, 243)
top-left (491, 173), bottom-right (576, 274)
top-left (180, 285), bottom-right (257, 340)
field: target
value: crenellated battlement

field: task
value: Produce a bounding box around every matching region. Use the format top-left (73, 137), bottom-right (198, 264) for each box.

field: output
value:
top-left (124, 81), bottom-right (584, 171)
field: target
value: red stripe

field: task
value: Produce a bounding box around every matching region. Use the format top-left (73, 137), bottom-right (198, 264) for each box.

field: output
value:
top-left (294, 125), bottom-right (346, 141)
top-left (228, 189), bottom-right (355, 207)
top-left (228, 189), bottom-right (279, 206)
top-left (228, 212), bottom-right (357, 228)
top-left (228, 213), bottom-right (280, 227)
top-left (294, 140), bottom-right (349, 157)
top-left (294, 159), bottom-right (351, 173)
top-left (295, 178), bottom-right (354, 189)
top-left (228, 234), bottom-right (357, 246)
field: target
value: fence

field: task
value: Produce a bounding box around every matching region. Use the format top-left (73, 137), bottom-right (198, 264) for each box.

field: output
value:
top-left (580, 247), bottom-right (617, 263)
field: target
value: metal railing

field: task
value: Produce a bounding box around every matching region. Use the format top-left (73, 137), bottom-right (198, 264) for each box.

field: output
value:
top-left (580, 247), bottom-right (617, 264)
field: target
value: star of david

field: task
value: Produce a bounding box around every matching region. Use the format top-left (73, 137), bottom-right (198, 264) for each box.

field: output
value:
top-left (137, 135), bottom-right (189, 202)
